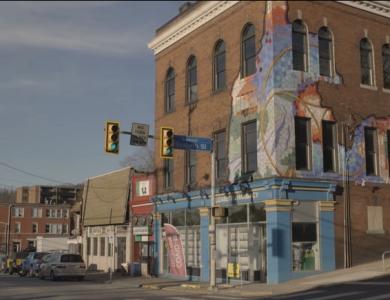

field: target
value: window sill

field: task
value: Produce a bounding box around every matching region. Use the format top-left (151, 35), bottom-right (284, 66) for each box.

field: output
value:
top-left (185, 100), bottom-right (198, 106)
top-left (383, 88), bottom-right (390, 94)
top-left (164, 109), bottom-right (176, 115)
top-left (366, 230), bottom-right (385, 235)
top-left (360, 84), bottom-right (378, 91)
top-left (211, 87), bottom-right (227, 96)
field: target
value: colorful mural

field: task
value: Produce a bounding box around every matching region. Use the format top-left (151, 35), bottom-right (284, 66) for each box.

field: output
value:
top-left (228, 1), bottom-right (390, 185)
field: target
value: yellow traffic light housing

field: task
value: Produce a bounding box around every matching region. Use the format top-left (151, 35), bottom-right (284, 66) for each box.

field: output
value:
top-left (161, 127), bottom-right (173, 158)
top-left (105, 121), bottom-right (120, 154)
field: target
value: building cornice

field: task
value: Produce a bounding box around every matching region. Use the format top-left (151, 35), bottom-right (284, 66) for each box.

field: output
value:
top-left (148, 1), bottom-right (239, 55)
top-left (337, 1), bottom-right (390, 19)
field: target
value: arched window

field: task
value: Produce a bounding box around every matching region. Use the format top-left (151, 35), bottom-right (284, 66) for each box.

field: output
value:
top-left (318, 26), bottom-right (333, 77)
top-left (382, 44), bottom-right (390, 89)
top-left (360, 38), bottom-right (374, 85)
top-left (187, 56), bottom-right (197, 103)
top-left (292, 20), bottom-right (308, 71)
top-left (214, 40), bottom-right (226, 91)
top-left (241, 23), bottom-right (256, 77)
top-left (165, 68), bottom-right (175, 113)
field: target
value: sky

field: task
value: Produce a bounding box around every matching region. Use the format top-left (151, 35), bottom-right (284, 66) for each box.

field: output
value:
top-left (0, 1), bottom-right (185, 189)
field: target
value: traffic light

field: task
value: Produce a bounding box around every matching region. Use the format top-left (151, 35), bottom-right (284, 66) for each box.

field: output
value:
top-left (105, 121), bottom-right (120, 154)
top-left (161, 127), bottom-right (173, 158)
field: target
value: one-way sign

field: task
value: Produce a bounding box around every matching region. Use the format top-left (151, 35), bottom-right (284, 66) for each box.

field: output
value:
top-left (173, 135), bottom-right (212, 152)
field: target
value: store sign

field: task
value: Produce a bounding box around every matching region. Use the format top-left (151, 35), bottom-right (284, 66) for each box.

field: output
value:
top-left (133, 226), bottom-right (150, 236)
top-left (227, 263), bottom-right (240, 278)
top-left (137, 180), bottom-right (150, 196)
top-left (164, 224), bottom-right (186, 277)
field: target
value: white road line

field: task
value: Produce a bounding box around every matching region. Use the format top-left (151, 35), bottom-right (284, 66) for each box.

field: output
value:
top-left (169, 297), bottom-right (195, 300)
top-left (312, 291), bottom-right (362, 300)
top-left (360, 293), bottom-right (390, 300)
top-left (203, 295), bottom-right (246, 300)
top-left (273, 290), bottom-right (324, 299)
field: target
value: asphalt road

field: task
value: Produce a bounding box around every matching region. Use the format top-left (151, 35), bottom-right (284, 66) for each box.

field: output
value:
top-left (1, 273), bottom-right (390, 300)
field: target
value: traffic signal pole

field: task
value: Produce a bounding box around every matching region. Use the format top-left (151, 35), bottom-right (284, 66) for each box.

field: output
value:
top-left (210, 148), bottom-right (216, 289)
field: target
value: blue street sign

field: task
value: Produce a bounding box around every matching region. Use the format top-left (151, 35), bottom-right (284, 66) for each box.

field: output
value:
top-left (173, 135), bottom-right (212, 152)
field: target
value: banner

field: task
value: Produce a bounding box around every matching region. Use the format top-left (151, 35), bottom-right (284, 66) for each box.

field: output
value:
top-left (164, 224), bottom-right (186, 276)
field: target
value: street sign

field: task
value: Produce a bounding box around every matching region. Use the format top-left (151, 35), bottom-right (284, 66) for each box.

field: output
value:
top-left (173, 135), bottom-right (212, 151)
top-left (130, 123), bottom-right (149, 146)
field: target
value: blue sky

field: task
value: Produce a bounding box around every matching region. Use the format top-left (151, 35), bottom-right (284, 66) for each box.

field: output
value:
top-left (0, 1), bottom-right (184, 188)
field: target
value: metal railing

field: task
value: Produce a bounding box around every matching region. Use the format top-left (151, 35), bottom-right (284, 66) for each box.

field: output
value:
top-left (382, 250), bottom-right (390, 271)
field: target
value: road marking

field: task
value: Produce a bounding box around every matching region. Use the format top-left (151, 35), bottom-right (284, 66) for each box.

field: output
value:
top-left (311, 291), bottom-right (361, 300)
top-left (347, 281), bottom-right (390, 286)
top-left (272, 290), bottom-right (324, 299)
top-left (169, 297), bottom-right (196, 300)
top-left (203, 295), bottom-right (246, 300)
top-left (360, 293), bottom-right (390, 300)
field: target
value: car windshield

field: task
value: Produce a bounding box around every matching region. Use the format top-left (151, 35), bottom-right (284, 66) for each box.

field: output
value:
top-left (34, 252), bottom-right (49, 259)
top-left (60, 254), bottom-right (83, 263)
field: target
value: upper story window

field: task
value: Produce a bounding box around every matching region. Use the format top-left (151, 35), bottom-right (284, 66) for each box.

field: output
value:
top-left (360, 38), bottom-right (374, 86)
top-left (242, 121), bottom-right (257, 174)
top-left (382, 44), bottom-right (390, 89)
top-left (13, 207), bottom-right (24, 217)
top-left (186, 150), bottom-right (197, 186)
top-left (214, 40), bottom-right (226, 91)
top-left (241, 23), bottom-right (256, 77)
top-left (214, 130), bottom-right (227, 179)
top-left (32, 208), bottom-right (42, 218)
top-left (364, 127), bottom-right (378, 176)
top-left (318, 26), bottom-right (334, 77)
top-left (292, 20), bottom-right (308, 71)
top-left (322, 120), bottom-right (337, 172)
top-left (15, 223), bottom-right (21, 233)
top-left (163, 158), bottom-right (173, 189)
top-left (186, 56), bottom-right (197, 103)
top-left (165, 67), bottom-right (175, 113)
top-left (32, 223), bottom-right (38, 233)
top-left (295, 116), bottom-right (311, 170)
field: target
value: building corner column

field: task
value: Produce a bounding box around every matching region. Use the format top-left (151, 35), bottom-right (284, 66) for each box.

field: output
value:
top-left (153, 212), bottom-right (161, 276)
top-left (199, 207), bottom-right (210, 282)
top-left (319, 201), bottom-right (336, 272)
top-left (264, 199), bottom-right (293, 284)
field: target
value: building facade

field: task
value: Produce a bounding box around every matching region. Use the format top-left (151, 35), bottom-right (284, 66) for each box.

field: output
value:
top-left (149, 1), bottom-right (390, 284)
top-left (16, 185), bottom-right (81, 205)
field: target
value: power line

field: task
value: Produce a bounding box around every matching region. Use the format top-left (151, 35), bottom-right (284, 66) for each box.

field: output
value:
top-left (0, 161), bottom-right (69, 185)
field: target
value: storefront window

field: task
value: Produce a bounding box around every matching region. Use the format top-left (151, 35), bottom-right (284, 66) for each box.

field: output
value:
top-left (249, 204), bottom-right (266, 222)
top-left (229, 205), bottom-right (247, 223)
top-left (292, 223), bottom-right (318, 272)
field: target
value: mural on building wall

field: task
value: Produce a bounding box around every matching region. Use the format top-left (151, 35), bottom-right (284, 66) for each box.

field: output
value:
top-left (228, 0), bottom-right (390, 185)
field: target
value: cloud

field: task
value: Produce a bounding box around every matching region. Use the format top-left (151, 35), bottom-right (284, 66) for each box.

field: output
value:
top-left (0, 2), bottom-right (153, 56)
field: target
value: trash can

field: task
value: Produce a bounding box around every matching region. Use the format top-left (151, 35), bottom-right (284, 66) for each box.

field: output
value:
top-left (130, 262), bottom-right (141, 277)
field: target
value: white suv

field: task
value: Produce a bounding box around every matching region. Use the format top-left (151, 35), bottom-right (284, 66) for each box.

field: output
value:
top-left (39, 253), bottom-right (86, 281)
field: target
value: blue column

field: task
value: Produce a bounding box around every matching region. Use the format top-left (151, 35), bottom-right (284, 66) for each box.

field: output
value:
top-left (153, 212), bottom-right (161, 276)
top-left (319, 202), bottom-right (336, 272)
top-left (265, 200), bottom-right (293, 284)
top-left (199, 208), bottom-right (209, 282)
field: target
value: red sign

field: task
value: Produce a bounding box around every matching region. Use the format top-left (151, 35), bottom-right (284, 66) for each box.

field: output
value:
top-left (164, 224), bottom-right (186, 276)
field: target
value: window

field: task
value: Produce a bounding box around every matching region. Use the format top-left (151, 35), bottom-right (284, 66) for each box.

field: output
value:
top-left (165, 68), bottom-right (175, 113)
top-left (360, 38), bottom-right (374, 85)
top-left (62, 224), bottom-right (68, 234)
top-left (93, 237), bottom-right (98, 256)
top-left (214, 131), bottom-right (227, 179)
top-left (186, 56), bottom-right (197, 103)
top-left (45, 224), bottom-right (50, 233)
top-left (87, 237), bottom-right (91, 255)
top-left (108, 240), bottom-right (113, 257)
top-left (214, 40), bottom-right (226, 91)
top-left (318, 27), bottom-right (333, 77)
top-left (295, 117), bottom-right (311, 170)
top-left (322, 121), bottom-right (337, 172)
top-left (100, 237), bottom-right (105, 256)
top-left (32, 208), bottom-right (42, 218)
top-left (242, 121), bottom-right (257, 173)
top-left (163, 158), bottom-right (173, 189)
top-left (292, 20), bottom-right (308, 71)
top-left (15, 223), bottom-right (21, 233)
top-left (364, 127), bottom-right (378, 176)
top-left (383, 44), bottom-right (390, 89)
top-left (13, 207), bottom-right (24, 217)
top-left (241, 23), bottom-right (256, 77)
top-left (186, 150), bottom-right (197, 186)
top-left (32, 223), bottom-right (38, 233)
top-left (63, 209), bottom-right (69, 218)
top-left (46, 209), bottom-right (50, 218)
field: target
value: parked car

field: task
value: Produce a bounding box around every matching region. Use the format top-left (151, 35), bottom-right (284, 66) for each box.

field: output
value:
top-left (20, 252), bottom-right (49, 277)
top-left (10, 248), bottom-right (34, 275)
top-left (38, 253), bottom-right (86, 281)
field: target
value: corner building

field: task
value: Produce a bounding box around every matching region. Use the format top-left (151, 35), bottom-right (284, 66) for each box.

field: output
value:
top-left (149, 1), bottom-right (390, 284)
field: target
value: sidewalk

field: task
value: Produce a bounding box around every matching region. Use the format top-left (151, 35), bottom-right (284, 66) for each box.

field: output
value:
top-left (139, 259), bottom-right (390, 298)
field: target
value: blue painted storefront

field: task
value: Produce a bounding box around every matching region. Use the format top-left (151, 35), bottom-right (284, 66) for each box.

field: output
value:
top-left (152, 177), bottom-right (336, 284)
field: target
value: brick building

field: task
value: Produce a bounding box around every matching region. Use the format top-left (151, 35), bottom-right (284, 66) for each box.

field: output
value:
top-left (16, 185), bottom-right (81, 204)
top-left (148, 1), bottom-right (390, 284)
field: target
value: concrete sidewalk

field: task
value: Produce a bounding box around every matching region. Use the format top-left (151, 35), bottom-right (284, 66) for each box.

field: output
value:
top-left (139, 259), bottom-right (390, 298)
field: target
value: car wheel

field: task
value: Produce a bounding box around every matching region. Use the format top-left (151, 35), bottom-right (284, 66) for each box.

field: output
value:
top-left (50, 271), bottom-right (56, 281)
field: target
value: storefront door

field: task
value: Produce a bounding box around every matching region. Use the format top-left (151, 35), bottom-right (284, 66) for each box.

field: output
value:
top-left (116, 237), bottom-right (126, 269)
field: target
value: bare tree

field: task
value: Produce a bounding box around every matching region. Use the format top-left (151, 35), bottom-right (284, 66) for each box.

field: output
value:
top-left (120, 146), bottom-right (155, 173)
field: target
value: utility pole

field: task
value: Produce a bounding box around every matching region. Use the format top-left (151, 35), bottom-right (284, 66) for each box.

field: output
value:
top-left (209, 149), bottom-right (216, 289)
